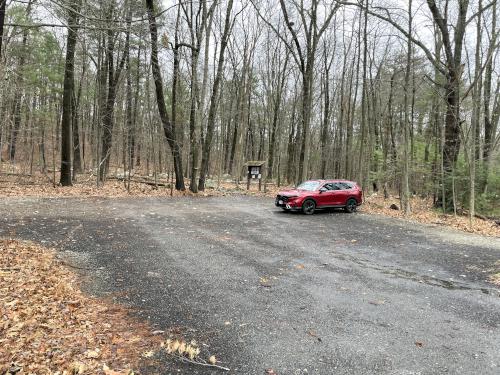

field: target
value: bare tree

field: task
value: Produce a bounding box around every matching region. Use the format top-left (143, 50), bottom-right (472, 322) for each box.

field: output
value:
top-left (146, 0), bottom-right (185, 190)
top-left (198, 0), bottom-right (234, 191)
top-left (60, 0), bottom-right (82, 186)
top-left (0, 0), bottom-right (6, 59)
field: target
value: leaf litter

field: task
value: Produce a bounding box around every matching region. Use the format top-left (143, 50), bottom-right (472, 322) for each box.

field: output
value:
top-left (1, 238), bottom-right (230, 374)
top-left (0, 239), bottom-right (162, 374)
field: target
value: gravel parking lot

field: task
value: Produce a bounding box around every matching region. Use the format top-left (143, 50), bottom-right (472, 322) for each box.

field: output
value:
top-left (2, 196), bottom-right (499, 374)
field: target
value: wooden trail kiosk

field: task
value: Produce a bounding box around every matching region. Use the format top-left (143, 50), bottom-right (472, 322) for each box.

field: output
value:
top-left (245, 161), bottom-right (266, 191)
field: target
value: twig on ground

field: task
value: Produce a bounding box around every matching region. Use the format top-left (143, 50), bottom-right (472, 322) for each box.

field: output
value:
top-left (55, 258), bottom-right (102, 271)
top-left (166, 353), bottom-right (230, 371)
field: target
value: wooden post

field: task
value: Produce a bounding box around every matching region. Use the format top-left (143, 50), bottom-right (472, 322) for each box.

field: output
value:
top-left (247, 167), bottom-right (250, 190)
top-left (170, 164), bottom-right (174, 196)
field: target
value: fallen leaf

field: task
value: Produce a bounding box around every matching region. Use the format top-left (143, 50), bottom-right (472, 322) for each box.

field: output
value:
top-left (70, 362), bottom-right (86, 374)
top-left (259, 276), bottom-right (272, 288)
top-left (85, 349), bottom-right (100, 359)
top-left (208, 355), bottom-right (217, 365)
top-left (307, 329), bottom-right (322, 342)
top-left (104, 369), bottom-right (126, 375)
top-left (307, 329), bottom-right (318, 337)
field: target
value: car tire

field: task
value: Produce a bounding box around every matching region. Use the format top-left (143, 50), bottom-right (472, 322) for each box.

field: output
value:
top-left (344, 198), bottom-right (358, 213)
top-left (302, 199), bottom-right (316, 215)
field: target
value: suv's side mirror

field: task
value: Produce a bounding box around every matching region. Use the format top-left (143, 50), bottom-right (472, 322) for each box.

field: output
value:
top-left (319, 187), bottom-right (327, 193)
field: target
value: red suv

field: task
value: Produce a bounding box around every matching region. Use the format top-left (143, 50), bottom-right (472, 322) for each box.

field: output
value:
top-left (275, 180), bottom-right (363, 214)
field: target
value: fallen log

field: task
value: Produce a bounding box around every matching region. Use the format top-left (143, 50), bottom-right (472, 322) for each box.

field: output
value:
top-left (471, 213), bottom-right (500, 226)
top-left (108, 176), bottom-right (171, 188)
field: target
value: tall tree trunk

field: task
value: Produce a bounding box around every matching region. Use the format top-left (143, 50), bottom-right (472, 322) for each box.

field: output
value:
top-left (187, 9), bottom-right (201, 193)
top-left (468, 0), bottom-right (483, 221)
top-left (268, 50), bottom-right (288, 180)
top-left (188, 44), bottom-right (200, 193)
top-left (146, 0), bottom-right (185, 190)
top-left (72, 58), bottom-right (86, 176)
top-left (0, 0), bottom-right (6, 59)
top-left (125, 6), bottom-right (134, 190)
top-left (96, 33), bottom-right (108, 184)
top-left (99, 2), bottom-right (129, 182)
top-left (99, 7), bottom-right (116, 182)
top-left (482, 0), bottom-right (497, 191)
top-left (60, 0), bottom-right (81, 186)
top-left (9, 1), bottom-right (32, 161)
top-left (320, 54), bottom-right (331, 179)
top-left (401, 0), bottom-right (412, 215)
top-left (427, 0), bottom-right (468, 209)
top-left (358, 0), bottom-right (369, 189)
top-left (183, 0), bottom-right (217, 193)
top-left (198, 0), bottom-right (234, 191)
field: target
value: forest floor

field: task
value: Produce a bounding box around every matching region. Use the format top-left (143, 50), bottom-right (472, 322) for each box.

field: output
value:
top-left (1, 196), bottom-right (499, 374)
top-left (0, 239), bottom-right (162, 375)
top-left (1, 166), bottom-right (499, 238)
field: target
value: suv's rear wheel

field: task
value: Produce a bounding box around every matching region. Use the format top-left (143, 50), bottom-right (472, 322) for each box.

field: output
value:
top-left (344, 198), bottom-right (358, 213)
top-left (302, 199), bottom-right (316, 215)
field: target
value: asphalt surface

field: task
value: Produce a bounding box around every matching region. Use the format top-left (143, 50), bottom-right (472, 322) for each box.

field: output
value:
top-left (1, 196), bottom-right (499, 375)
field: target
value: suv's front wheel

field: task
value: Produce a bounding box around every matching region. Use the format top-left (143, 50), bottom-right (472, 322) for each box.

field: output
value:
top-left (302, 199), bottom-right (316, 215)
top-left (344, 198), bottom-right (358, 213)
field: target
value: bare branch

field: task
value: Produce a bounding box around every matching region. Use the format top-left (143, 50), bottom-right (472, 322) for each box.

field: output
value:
top-left (337, 1), bottom-right (447, 76)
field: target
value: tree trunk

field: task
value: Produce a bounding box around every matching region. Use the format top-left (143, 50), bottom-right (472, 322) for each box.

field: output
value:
top-left (320, 57), bottom-right (331, 179)
top-left (9, 1), bottom-right (32, 161)
top-left (60, 0), bottom-right (81, 186)
top-left (401, 0), bottom-right (412, 215)
top-left (146, 0), bottom-right (185, 190)
top-left (99, 2), bottom-right (130, 182)
top-left (468, 0), bottom-right (483, 222)
top-left (0, 0), bottom-right (6, 58)
top-left (358, 0), bottom-right (369, 189)
top-left (268, 50), bottom-right (288, 180)
top-left (482, 0), bottom-right (497, 191)
top-left (188, 46), bottom-right (200, 192)
top-left (72, 60), bottom-right (85, 176)
top-left (198, 0), bottom-right (234, 191)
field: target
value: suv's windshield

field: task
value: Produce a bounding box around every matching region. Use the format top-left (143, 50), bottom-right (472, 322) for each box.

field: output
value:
top-left (296, 181), bottom-right (321, 191)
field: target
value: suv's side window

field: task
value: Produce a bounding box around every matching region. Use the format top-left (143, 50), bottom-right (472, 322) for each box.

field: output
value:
top-left (322, 183), bottom-right (334, 191)
top-left (340, 182), bottom-right (353, 190)
top-left (330, 183), bottom-right (342, 190)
